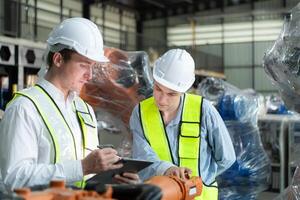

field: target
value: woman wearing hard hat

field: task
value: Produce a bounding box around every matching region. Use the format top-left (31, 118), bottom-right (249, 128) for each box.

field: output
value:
top-left (130, 49), bottom-right (236, 200)
top-left (0, 17), bottom-right (140, 190)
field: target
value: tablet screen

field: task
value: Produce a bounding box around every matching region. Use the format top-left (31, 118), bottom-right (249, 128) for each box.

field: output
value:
top-left (86, 158), bottom-right (153, 184)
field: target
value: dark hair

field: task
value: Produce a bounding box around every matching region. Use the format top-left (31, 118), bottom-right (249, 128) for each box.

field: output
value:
top-left (47, 49), bottom-right (74, 68)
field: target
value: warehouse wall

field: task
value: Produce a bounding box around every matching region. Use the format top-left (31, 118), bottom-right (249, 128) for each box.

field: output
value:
top-left (142, 0), bottom-right (300, 94)
top-left (288, 0), bottom-right (300, 7)
top-left (19, 0), bottom-right (80, 41)
top-left (0, 0), bottom-right (3, 34)
top-left (6, 0), bottom-right (137, 50)
top-left (220, 0), bottom-right (286, 93)
top-left (224, 42), bottom-right (253, 89)
top-left (254, 41), bottom-right (277, 93)
top-left (194, 44), bottom-right (223, 72)
top-left (1, 0), bottom-right (298, 94)
top-left (142, 18), bottom-right (167, 55)
top-left (223, 41), bottom-right (276, 93)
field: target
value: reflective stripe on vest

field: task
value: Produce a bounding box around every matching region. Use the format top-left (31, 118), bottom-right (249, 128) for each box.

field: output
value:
top-left (72, 97), bottom-right (98, 188)
top-left (10, 85), bottom-right (97, 188)
top-left (140, 96), bottom-right (174, 163)
top-left (140, 93), bottom-right (218, 200)
top-left (179, 94), bottom-right (202, 177)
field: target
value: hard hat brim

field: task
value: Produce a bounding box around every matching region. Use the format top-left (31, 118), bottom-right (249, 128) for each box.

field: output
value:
top-left (153, 73), bottom-right (195, 93)
top-left (47, 43), bottom-right (109, 63)
top-left (92, 54), bottom-right (109, 63)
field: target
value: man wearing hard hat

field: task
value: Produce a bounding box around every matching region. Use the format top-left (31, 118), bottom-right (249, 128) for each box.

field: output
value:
top-left (130, 49), bottom-right (236, 199)
top-left (0, 17), bottom-right (139, 190)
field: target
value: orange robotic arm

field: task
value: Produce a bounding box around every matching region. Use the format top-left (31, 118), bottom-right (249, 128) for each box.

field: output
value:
top-left (12, 176), bottom-right (202, 200)
top-left (110, 175), bottom-right (202, 200)
top-left (145, 176), bottom-right (202, 200)
top-left (14, 180), bottom-right (114, 200)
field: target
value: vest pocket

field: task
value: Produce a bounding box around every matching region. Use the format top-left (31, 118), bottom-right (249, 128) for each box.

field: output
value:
top-left (77, 112), bottom-right (95, 128)
top-left (180, 122), bottom-right (200, 137)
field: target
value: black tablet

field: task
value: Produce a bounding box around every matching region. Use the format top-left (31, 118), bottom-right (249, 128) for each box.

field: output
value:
top-left (86, 158), bottom-right (153, 185)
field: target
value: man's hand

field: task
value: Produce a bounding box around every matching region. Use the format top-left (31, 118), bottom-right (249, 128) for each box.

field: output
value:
top-left (114, 172), bottom-right (141, 184)
top-left (164, 166), bottom-right (192, 180)
top-left (81, 148), bottom-right (123, 175)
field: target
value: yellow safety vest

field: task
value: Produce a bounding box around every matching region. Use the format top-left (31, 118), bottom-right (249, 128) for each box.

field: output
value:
top-left (8, 84), bottom-right (98, 188)
top-left (140, 93), bottom-right (218, 200)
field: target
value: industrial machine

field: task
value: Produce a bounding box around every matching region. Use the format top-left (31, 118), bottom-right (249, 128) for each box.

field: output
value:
top-left (80, 47), bottom-right (153, 125)
top-left (10, 176), bottom-right (202, 200)
top-left (80, 47), bottom-right (154, 157)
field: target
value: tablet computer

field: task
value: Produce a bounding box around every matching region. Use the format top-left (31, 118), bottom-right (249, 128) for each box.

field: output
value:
top-left (86, 158), bottom-right (153, 185)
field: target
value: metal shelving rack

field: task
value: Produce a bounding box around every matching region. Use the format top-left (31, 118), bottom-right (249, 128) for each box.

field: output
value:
top-left (0, 39), bottom-right (17, 110)
top-left (0, 36), bottom-right (45, 109)
top-left (288, 119), bottom-right (300, 185)
top-left (258, 114), bottom-right (290, 193)
top-left (258, 114), bottom-right (300, 193)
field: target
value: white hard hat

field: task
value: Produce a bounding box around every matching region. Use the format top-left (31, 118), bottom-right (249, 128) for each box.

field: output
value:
top-left (153, 49), bottom-right (195, 93)
top-left (47, 17), bottom-right (108, 63)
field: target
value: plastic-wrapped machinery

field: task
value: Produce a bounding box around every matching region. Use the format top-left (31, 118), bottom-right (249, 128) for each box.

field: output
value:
top-left (197, 77), bottom-right (271, 200)
top-left (273, 166), bottom-right (300, 200)
top-left (263, 3), bottom-right (300, 200)
top-left (80, 47), bottom-right (153, 156)
top-left (263, 3), bottom-right (300, 113)
top-left (8, 176), bottom-right (202, 200)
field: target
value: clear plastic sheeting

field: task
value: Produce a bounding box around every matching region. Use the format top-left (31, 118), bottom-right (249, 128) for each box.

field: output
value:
top-left (290, 122), bottom-right (300, 168)
top-left (274, 166), bottom-right (300, 200)
top-left (80, 47), bottom-right (153, 157)
top-left (0, 172), bottom-right (5, 192)
top-left (263, 3), bottom-right (300, 113)
top-left (218, 121), bottom-right (271, 200)
top-left (197, 77), bottom-right (225, 106)
top-left (197, 77), bottom-right (271, 200)
top-left (0, 109), bottom-right (4, 120)
top-left (197, 77), bottom-right (260, 125)
top-left (263, 3), bottom-right (300, 199)
top-left (265, 94), bottom-right (289, 114)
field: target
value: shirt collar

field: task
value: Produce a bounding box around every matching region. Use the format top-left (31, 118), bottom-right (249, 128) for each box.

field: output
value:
top-left (36, 77), bottom-right (77, 104)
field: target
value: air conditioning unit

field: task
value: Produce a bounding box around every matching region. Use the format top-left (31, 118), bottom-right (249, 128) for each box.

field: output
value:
top-left (0, 42), bottom-right (15, 66)
top-left (19, 46), bottom-right (44, 68)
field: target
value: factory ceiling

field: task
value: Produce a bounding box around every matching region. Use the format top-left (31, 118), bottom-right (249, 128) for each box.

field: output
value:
top-left (94, 0), bottom-right (254, 20)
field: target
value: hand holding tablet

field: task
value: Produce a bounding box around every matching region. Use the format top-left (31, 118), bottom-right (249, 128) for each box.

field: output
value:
top-left (87, 157), bottom-right (153, 185)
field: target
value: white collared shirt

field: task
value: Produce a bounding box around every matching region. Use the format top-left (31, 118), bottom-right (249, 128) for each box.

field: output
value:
top-left (0, 78), bottom-right (96, 190)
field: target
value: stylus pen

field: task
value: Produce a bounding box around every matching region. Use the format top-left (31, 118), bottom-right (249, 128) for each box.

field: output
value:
top-left (97, 144), bottom-right (115, 149)
top-left (85, 144), bottom-right (115, 152)
top-left (85, 147), bottom-right (93, 152)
